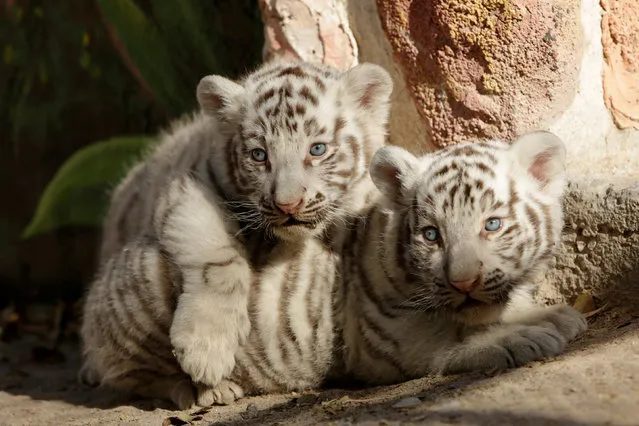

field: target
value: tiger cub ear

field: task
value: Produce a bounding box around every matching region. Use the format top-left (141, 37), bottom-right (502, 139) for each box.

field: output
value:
top-left (509, 131), bottom-right (567, 198)
top-left (197, 75), bottom-right (245, 122)
top-left (340, 63), bottom-right (393, 122)
top-left (370, 146), bottom-right (420, 207)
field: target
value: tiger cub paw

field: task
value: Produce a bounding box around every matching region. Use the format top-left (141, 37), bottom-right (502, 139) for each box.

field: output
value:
top-left (532, 304), bottom-right (587, 342)
top-left (440, 323), bottom-right (569, 375)
top-left (171, 293), bottom-right (250, 386)
top-left (171, 331), bottom-right (239, 388)
top-left (170, 379), bottom-right (197, 411)
top-left (197, 380), bottom-right (244, 406)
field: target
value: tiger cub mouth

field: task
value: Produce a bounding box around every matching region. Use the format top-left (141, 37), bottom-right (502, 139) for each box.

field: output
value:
top-left (280, 217), bottom-right (317, 228)
top-left (456, 297), bottom-right (487, 310)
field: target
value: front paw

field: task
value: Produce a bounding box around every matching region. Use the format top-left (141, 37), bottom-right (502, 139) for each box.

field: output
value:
top-left (441, 324), bottom-right (567, 375)
top-left (171, 330), bottom-right (239, 387)
top-left (535, 304), bottom-right (587, 341)
top-left (196, 380), bottom-right (244, 406)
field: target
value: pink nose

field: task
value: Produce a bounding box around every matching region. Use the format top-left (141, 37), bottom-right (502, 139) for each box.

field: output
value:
top-left (450, 277), bottom-right (479, 294)
top-left (276, 198), bottom-right (304, 215)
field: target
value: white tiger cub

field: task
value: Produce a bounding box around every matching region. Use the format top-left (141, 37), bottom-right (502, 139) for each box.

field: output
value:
top-left (196, 131), bottom-right (587, 405)
top-left (333, 131), bottom-right (587, 383)
top-left (80, 61), bottom-right (392, 408)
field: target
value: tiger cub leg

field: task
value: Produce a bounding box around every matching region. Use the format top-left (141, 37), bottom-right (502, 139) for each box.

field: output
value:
top-left (436, 307), bottom-right (587, 375)
top-left (80, 241), bottom-right (195, 409)
top-left (156, 176), bottom-right (252, 387)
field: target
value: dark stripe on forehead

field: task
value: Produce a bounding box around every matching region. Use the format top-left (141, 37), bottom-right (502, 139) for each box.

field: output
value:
top-left (480, 188), bottom-right (495, 211)
top-left (254, 88), bottom-right (276, 108)
top-left (508, 178), bottom-right (520, 216)
top-left (452, 145), bottom-right (480, 156)
top-left (434, 182), bottom-right (446, 194)
top-left (347, 135), bottom-right (360, 161)
top-left (299, 86), bottom-right (318, 106)
top-left (278, 66), bottom-right (306, 78)
top-left (312, 75), bottom-right (327, 92)
top-left (304, 117), bottom-right (319, 135)
top-left (475, 162), bottom-right (496, 177)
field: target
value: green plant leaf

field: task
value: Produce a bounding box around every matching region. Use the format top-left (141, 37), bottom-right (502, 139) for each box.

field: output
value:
top-left (22, 136), bottom-right (155, 239)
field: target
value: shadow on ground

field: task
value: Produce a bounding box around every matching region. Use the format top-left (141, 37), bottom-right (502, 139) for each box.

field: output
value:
top-left (1, 303), bottom-right (637, 425)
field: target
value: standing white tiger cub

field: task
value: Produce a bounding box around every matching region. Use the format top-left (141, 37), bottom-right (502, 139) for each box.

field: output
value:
top-left (80, 61), bottom-right (392, 408)
top-left (330, 131), bottom-right (587, 383)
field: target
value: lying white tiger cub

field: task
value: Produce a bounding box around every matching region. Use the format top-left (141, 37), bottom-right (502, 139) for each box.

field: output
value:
top-left (331, 131), bottom-right (587, 384)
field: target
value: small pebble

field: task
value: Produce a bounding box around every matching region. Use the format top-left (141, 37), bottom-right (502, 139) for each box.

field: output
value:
top-left (392, 396), bottom-right (421, 408)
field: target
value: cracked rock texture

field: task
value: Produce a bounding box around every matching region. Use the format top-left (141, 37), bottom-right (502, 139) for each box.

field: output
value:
top-left (375, 0), bottom-right (581, 147)
top-left (537, 178), bottom-right (639, 308)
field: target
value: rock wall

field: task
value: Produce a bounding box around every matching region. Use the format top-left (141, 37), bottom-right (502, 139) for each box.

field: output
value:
top-left (376, 0), bottom-right (581, 148)
top-left (601, 0), bottom-right (639, 130)
top-left (258, 0), bottom-right (639, 306)
top-left (536, 178), bottom-right (639, 308)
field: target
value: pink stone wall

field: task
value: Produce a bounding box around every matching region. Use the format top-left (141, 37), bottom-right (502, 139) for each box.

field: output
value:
top-left (376, 0), bottom-right (581, 147)
top-left (601, 0), bottom-right (639, 130)
top-left (259, 0), bottom-right (357, 70)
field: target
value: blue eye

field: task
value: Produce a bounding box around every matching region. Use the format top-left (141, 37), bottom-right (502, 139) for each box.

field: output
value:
top-left (485, 218), bottom-right (502, 232)
top-left (423, 226), bottom-right (440, 242)
top-left (310, 143), bottom-right (327, 156)
top-left (251, 148), bottom-right (267, 162)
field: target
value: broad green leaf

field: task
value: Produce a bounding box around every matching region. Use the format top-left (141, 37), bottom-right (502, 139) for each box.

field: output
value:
top-left (22, 136), bottom-right (155, 239)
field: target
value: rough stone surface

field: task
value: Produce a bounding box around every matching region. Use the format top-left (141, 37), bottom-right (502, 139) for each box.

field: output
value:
top-left (601, 0), bottom-right (639, 130)
top-left (546, 0), bottom-right (639, 174)
top-left (376, 0), bottom-right (581, 147)
top-left (536, 178), bottom-right (639, 308)
top-left (346, 0), bottom-right (433, 153)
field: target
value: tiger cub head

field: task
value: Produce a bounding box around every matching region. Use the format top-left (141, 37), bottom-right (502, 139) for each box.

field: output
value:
top-left (371, 132), bottom-right (567, 325)
top-left (197, 61), bottom-right (392, 241)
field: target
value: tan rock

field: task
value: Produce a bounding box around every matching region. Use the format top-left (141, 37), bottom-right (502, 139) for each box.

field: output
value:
top-left (376, 0), bottom-right (582, 147)
top-left (259, 0), bottom-right (358, 70)
top-left (601, 0), bottom-right (639, 130)
top-left (347, 0), bottom-right (433, 153)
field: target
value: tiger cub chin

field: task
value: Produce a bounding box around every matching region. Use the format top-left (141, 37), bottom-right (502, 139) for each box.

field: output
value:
top-left (334, 131), bottom-right (587, 384)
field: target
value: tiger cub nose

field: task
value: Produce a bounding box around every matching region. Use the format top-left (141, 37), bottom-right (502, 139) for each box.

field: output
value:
top-left (449, 276), bottom-right (480, 293)
top-left (275, 198), bottom-right (304, 215)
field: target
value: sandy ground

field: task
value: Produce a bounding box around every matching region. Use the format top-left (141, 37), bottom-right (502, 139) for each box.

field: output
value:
top-left (1, 307), bottom-right (638, 426)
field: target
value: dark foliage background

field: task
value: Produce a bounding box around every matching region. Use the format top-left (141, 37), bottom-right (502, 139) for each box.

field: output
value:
top-left (0, 0), bottom-right (263, 316)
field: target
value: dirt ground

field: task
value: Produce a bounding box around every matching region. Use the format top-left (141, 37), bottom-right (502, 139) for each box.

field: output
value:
top-left (1, 306), bottom-right (638, 426)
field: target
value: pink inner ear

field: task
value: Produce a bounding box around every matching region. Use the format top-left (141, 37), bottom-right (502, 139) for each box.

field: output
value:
top-left (380, 164), bottom-right (401, 186)
top-left (529, 151), bottom-right (552, 185)
top-left (202, 92), bottom-right (223, 111)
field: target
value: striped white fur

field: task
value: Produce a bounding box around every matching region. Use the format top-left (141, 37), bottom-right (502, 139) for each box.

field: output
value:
top-left (193, 131), bottom-right (587, 404)
top-left (331, 131), bottom-right (587, 384)
top-left (80, 61), bottom-right (393, 409)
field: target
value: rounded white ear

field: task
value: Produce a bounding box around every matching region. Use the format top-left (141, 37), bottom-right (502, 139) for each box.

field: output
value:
top-left (509, 131), bottom-right (566, 197)
top-left (196, 75), bottom-right (245, 121)
top-left (340, 63), bottom-right (393, 121)
top-left (370, 145), bottom-right (420, 206)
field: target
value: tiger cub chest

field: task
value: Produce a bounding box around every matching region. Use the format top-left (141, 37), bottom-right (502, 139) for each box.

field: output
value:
top-left (231, 238), bottom-right (338, 394)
